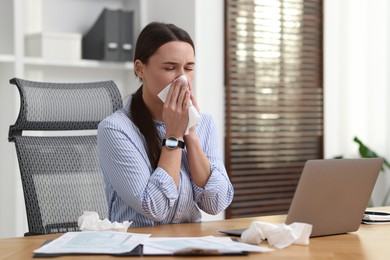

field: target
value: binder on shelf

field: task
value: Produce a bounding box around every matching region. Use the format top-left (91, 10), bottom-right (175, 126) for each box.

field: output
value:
top-left (119, 10), bottom-right (134, 61)
top-left (82, 8), bottom-right (134, 62)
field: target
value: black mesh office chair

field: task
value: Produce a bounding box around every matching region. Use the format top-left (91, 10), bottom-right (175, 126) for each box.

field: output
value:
top-left (8, 77), bottom-right (123, 236)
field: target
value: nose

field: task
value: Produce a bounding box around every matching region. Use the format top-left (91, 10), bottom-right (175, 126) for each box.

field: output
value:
top-left (174, 72), bottom-right (186, 82)
top-left (177, 75), bottom-right (188, 84)
top-left (179, 66), bottom-right (188, 76)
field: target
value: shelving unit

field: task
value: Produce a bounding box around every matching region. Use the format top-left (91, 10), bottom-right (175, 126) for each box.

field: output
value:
top-left (0, 0), bottom-right (144, 238)
top-left (23, 57), bottom-right (134, 70)
top-left (0, 0), bottom-right (142, 95)
top-left (0, 55), bottom-right (15, 63)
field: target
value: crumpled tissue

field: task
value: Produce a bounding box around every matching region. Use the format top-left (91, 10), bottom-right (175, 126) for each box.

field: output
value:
top-left (158, 75), bottom-right (201, 135)
top-left (77, 211), bottom-right (132, 232)
top-left (241, 221), bottom-right (312, 249)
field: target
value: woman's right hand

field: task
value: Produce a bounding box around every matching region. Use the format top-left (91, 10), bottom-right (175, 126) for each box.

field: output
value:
top-left (162, 79), bottom-right (190, 138)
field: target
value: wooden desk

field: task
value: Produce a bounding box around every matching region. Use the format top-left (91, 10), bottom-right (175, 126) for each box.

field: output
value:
top-left (1, 207), bottom-right (389, 260)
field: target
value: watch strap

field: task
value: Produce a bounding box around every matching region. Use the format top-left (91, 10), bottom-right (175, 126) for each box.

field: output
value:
top-left (162, 137), bottom-right (185, 149)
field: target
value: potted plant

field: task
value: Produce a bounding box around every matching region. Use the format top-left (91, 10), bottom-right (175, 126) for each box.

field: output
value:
top-left (353, 136), bottom-right (390, 205)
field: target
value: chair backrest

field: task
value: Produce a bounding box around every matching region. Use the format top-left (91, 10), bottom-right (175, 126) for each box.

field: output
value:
top-left (8, 77), bottom-right (123, 235)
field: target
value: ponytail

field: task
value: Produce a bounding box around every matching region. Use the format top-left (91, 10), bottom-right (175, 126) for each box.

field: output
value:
top-left (130, 86), bottom-right (161, 170)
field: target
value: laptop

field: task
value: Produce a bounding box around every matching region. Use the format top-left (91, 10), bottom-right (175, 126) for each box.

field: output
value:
top-left (219, 158), bottom-right (384, 237)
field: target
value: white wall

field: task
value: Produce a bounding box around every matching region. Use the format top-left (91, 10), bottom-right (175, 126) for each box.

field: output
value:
top-left (324, 0), bottom-right (390, 205)
top-left (194, 0), bottom-right (226, 221)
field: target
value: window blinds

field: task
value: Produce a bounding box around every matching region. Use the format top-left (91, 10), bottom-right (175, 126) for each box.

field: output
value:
top-left (225, 0), bottom-right (323, 218)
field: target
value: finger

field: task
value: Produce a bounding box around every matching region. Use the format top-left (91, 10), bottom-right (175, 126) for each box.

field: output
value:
top-left (182, 91), bottom-right (191, 110)
top-left (188, 85), bottom-right (200, 112)
top-left (177, 86), bottom-right (189, 110)
top-left (164, 81), bottom-right (175, 105)
top-left (166, 80), bottom-right (181, 106)
top-left (187, 81), bottom-right (195, 101)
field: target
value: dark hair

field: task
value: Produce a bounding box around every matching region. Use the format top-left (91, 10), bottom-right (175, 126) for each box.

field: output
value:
top-left (130, 22), bottom-right (195, 170)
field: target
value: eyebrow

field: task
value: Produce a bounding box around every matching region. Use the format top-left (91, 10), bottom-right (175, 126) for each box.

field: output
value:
top-left (162, 61), bottom-right (195, 66)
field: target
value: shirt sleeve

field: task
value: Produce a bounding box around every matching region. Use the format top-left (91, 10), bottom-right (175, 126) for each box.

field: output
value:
top-left (190, 115), bottom-right (234, 215)
top-left (97, 115), bottom-right (179, 222)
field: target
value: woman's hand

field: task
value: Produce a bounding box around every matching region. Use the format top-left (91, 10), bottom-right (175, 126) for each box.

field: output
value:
top-left (162, 79), bottom-right (190, 137)
top-left (186, 79), bottom-right (200, 137)
top-left (188, 80), bottom-right (200, 113)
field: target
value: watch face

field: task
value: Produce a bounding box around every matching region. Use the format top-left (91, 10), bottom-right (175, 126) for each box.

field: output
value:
top-left (166, 137), bottom-right (178, 149)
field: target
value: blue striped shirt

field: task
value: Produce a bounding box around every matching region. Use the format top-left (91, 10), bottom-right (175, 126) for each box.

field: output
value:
top-left (97, 97), bottom-right (234, 227)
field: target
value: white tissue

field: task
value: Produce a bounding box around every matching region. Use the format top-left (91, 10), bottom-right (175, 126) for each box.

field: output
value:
top-left (78, 211), bottom-right (132, 232)
top-left (157, 75), bottom-right (201, 135)
top-left (240, 221), bottom-right (312, 249)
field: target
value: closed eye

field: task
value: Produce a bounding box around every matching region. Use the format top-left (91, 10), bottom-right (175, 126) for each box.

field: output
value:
top-left (185, 63), bottom-right (195, 71)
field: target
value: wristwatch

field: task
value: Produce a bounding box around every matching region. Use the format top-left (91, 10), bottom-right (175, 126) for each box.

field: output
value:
top-left (162, 136), bottom-right (185, 149)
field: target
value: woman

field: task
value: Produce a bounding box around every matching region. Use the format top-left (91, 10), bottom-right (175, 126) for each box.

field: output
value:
top-left (97, 22), bottom-right (234, 227)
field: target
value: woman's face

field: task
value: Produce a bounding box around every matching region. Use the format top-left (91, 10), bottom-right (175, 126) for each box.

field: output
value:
top-left (136, 41), bottom-right (195, 100)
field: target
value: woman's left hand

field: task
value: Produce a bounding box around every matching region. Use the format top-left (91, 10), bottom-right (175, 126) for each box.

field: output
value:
top-left (188, 80), bottom-right (200, 113)
top-left (186, 80), bottom-right (200, 137)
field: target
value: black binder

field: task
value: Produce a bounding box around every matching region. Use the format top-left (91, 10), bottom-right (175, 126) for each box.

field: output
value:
top-left (82, 8), bottom-right (134, 62)
top-left (119, 10), bottom-right (134, 61)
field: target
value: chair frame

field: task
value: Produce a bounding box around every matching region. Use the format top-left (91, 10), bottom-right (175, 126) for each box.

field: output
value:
top-left (8, 77), bottom-right (123, 235)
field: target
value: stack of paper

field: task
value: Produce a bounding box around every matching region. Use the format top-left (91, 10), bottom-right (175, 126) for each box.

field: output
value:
top-left (362, 211), bottom-right (390, 224)
top-left (143, 236), bottom-right (273, 255)
top-left (33, 231), bottom-right (149, 256)
top-left (33, 232), bottom-right (273, 257)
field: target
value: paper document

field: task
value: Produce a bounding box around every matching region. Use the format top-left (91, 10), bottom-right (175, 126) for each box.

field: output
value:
top-left (143, 236), bottom-right (273, 255)
top-left (33, 231), bottom-right (150, 255)
top-left (362, 211), bottom-right (390, 224)
top-left (34, 232), bottom-right (273, 257)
